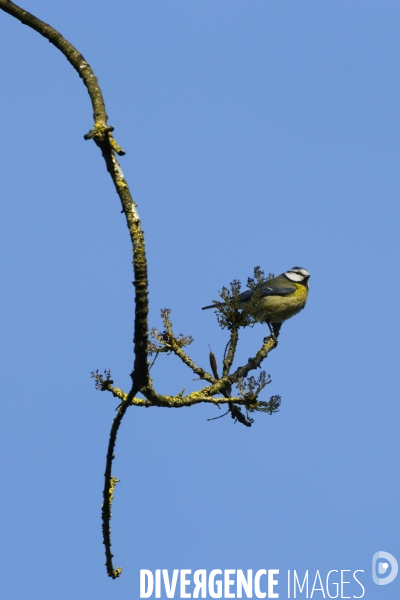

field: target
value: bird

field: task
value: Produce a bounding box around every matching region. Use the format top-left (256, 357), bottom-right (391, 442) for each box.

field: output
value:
top-left (202, 266), bottom-right (310, 338)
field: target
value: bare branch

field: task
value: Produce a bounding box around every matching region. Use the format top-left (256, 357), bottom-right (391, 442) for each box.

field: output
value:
top-left (222, 325), bottom-right (239, 377)
top-left (101, 399), bottom-right (129, 579)
top-left (1, 1), bottom-right (284, 579)
top-left (150, 309), bottom-right (215, 383)
top-left (0, 1), bottom-right (150, 391)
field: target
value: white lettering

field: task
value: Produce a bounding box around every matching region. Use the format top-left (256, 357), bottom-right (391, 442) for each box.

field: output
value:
top-left (163, 569), bottom-right (179, 599)
top-left (155, 570), bottom-right (161, 598)
top-left (209, 569), bottom-right (222, 599)
top-left (255, 569), bottom-right (267, 599)
top-left (237, 570), bottom-right (253, 598)
top-left (310, 571), bottom-right (325, 598)
top-left (139, 567), bottom-right (364, 599)
top-left (140, 570), bottom-right (153, 598)
top-left (225, 570), bottom-right (235, 598)
top-left (181, 570), bottom-right (191, 598)
top-left (269, 570), bottom-right (279, 598)
top-left (326, 571), bottom-right (338, 598)
top-left (193, 570), bottom-right (207, 599)
top-left (340, 571), bottom-right (350, 599)
top-left (294, 571), bottom-right (308, 598)
top-left (353, 571), bottom-right (365, 599)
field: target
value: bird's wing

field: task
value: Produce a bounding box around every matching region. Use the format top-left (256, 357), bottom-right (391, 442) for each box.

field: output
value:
top-left (202, 284), bottom-right (295, 310)
top-left (238, 285), bottom-right (295, 303)
top-left (260, 285), bottom-right (295, 297)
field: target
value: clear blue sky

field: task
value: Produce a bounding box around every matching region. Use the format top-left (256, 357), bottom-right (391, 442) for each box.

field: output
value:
top-left (0, 1), bottom-right (399, 598)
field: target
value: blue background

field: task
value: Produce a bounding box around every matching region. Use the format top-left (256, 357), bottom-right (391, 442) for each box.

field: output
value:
top-left (0, 1), bottom-right (398, 598)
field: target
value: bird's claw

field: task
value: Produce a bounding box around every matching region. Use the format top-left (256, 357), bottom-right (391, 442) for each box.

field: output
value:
top-left (263, 334), bottom-right (278, 345)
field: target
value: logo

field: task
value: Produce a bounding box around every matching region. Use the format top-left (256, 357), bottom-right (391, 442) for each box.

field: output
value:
top-left (372, 551), bottom-right (398, 585)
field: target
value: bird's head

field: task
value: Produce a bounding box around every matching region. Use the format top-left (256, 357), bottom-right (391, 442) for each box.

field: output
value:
top-left (285, 267), bottom-right (310, 287)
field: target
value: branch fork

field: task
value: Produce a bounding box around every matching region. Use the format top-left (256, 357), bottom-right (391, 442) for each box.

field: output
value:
top-left (1, 0), bottom-right (282, 579)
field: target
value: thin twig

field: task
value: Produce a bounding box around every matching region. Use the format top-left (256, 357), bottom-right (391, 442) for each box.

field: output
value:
top-left (0, 0), bottom-right (150, 577)
top-left (0, 1), bottom-right (282, 579)
top-left (222, 325), bottom-right (239, 377)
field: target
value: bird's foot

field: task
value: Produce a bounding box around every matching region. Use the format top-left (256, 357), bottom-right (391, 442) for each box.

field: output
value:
top-left (265, 322), bottom-right (279, 345)
top-left (263, 333), bottom-right (278, 345)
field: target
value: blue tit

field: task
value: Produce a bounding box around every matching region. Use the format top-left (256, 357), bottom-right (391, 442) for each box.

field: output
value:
top-left (202, 267), bottom-right (310, 337)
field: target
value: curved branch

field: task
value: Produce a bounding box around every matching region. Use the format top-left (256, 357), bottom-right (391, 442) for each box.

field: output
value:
top-left (0, 0), bottom-right (150, 577)
top-left (0, 0), bottom-right (149, 387)
top-left (0, 0), bottom-right (107, 124)
top-left (0, 0), bottom-right (282, 579)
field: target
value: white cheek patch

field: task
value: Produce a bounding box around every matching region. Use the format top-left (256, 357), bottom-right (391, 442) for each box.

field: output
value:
top-left (285, 271), bottom-right (305, 282)
top-left (296, 268), bottom-right (310, 278)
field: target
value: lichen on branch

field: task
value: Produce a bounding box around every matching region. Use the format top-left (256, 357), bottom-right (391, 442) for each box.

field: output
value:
top-left (0, 1), bottom-right (283, 580)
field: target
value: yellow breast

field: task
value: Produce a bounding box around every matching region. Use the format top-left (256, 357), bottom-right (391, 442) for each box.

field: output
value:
top-left (250, 283), bottom-right (308, 324)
